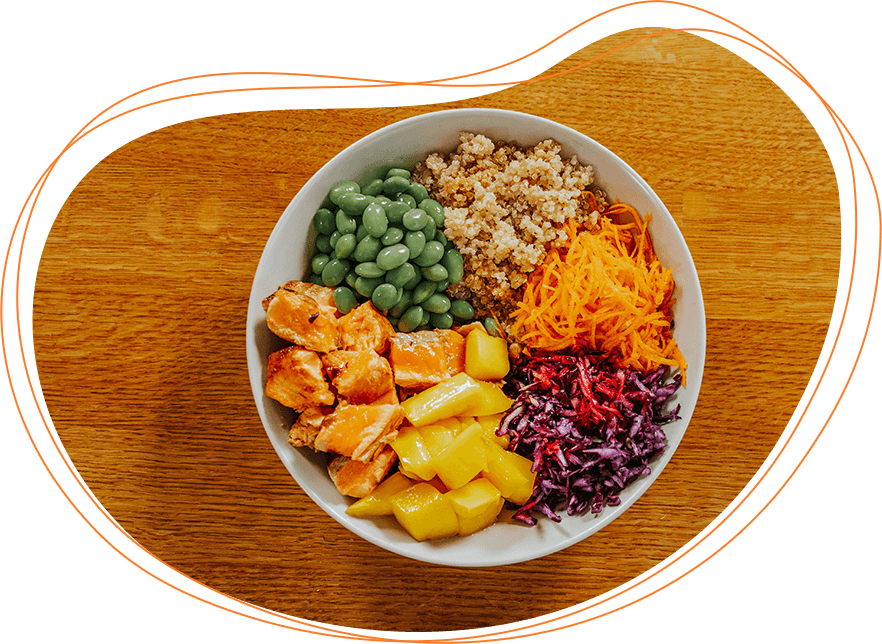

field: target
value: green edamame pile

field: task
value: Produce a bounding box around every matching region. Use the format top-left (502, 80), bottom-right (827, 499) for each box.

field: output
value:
top-left (305, 167), bottom-right (476, 332)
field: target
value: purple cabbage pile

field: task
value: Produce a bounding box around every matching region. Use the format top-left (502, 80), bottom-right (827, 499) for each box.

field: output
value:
top-left (499, 340), bottom-right (682, 525)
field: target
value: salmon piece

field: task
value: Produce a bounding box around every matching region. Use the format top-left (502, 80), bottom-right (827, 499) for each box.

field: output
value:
top-left (370, 385), bottom-right (399, 405)
top-left (321, 350), bottom-right (394, 404)
top-left (327, 445), bottom-right (398, 498)
top-left (438, 329), bottom-right (466, 378)
top-left (388, 330), bottom-right (450, 390)
top-left (262, 280), bottom-right (337, 315)
top-left (339, 301), bottom-right (395, 354)
top-left (454, 322), bottom-right (485, 337)
top-left (314, 402), bottom-right (404, 462)
top-left (264, 283), bottom-right (340, 353)
top-left (288, 405), bottom-right (334, 449)
top-left (265, 346), bottom-right (335, 411)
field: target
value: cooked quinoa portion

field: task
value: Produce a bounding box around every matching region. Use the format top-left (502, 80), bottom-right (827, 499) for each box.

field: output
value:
top-left (414, 132), bottom-right (605, 320)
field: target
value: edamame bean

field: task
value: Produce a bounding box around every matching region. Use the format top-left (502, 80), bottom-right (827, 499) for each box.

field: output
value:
top-left (390, 289), bottom-right (413, 318)
top-left (421, 218), bottom-right (436, 241)
top-left (354, 262), bottom-right (386, 278)
top-left (334, 233), bottom-right (357, 259)
top-left (382, 175), bottom-right (411, 197)
top-left (362, 178), bottom-right (385, 196)
top-left (338, 192), bottom-right (373, 217)
top-left (381, 226), bottom-right (404, 246)
top-left (450, 299), bottom-right (475, 320)
top-left (421, 264), bottom-right (448, 282)
top-left (313, 208), bottom-right (335, 235)
top-left (363, 202), bottom-right (388, 238)
top-left (429, 312), bottom-right (454, 329)
top-left (329, 181), bottom-right (360, 206)
top-left (419, 199), bottom-right (445, 227)
top-left (355, 275), bottom-right (384, 298)
top-left (420, 308), bottom-right (431, 327)
top-left (441, 247), bottom-right (464, 284)
top-left (316, 234), bottom-right (333, 254)
top-left (483, 316), bottom-right (502, 338)
top-left (406, 182), bottom-right (429, 203)
top-left (434, 278), bottom-right (449, 293)
top-left (321, 258), bottom-right (350, 287)
top-left (345, 270), bottom-right (358, 289)
top-left (398, 305), bottom-right (425, 332)
top-left (412, 279), bottom-right (436, 304)
top-left (373, 196), bottom-right (393, 209)
top-left (385, 201), bottom-right (410, 225)
top-left (402, 269), bottom-right (422, 290)
top-left (397, 193), bottom-right (417, 209)
top-left (413, 240), bottom-right (445, 267)
top-left (371, 283), bottom-right (401, 311)
top-left (385, 168), bottom-right (411, 180)
top-left (355, 224), bottom-right (369, 242)
top-left (329, 230), bottom-right (341, 249)
top-left (333, 286), bottom-right (358, 314)
top-left (435, 230), bottom-right (449, 248)
top-left (403, 208), bottom-right (428, 231)
top-left (423, 293), bottom-right (451, 314)
top-left (306, 273), bottom-right (324, 286)
top-left (335, 209), bottom-right (357, 235)
top-left (386, 261), bottom-right (417, 289)
top-left (352, 235), bottom-right (383, 262)
top-left (375, 244), bottom-right (410, 271)
top-left (403, 230), bottom-right (426, 259)
top-left (311, 253), bottom-right (331, 275)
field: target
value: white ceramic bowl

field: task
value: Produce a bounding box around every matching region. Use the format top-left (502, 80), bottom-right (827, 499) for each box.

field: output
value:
top-left (246, 108), bottom-right (706, 567)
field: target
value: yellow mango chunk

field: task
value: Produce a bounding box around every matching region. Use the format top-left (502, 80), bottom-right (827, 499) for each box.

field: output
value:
top-left (464, 328), bottom-right (510, 380)
top-left (346, 472), bottom-right (412, 517)
top-left (434, 416), bottom-right (462, 435)
top-left (464, 380), bottom-right (513, 416)
top-left (418, 423), bottom-right (457, 456)
top-left (476, 413), bottom-right (510, 449)
top-left (482, 440), bottom-right (536, 505)
top-left (400, 371), bottom-right (484, 427)
top-left (432, 422), bottom-right (488, 491)
top-left (446, 479), bottom-right (504, 536)
top-left (390, 482), bottom-right (460, 541)
top-left (390, 426), bottom-right (435, 480)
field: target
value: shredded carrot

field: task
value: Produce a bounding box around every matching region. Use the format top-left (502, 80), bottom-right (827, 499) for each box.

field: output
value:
top-left (510, 210), bottom-right (687, 379)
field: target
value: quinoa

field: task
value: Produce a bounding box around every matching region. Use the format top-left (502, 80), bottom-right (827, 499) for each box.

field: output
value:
top-left (414, 132), bottom-right (607, 323)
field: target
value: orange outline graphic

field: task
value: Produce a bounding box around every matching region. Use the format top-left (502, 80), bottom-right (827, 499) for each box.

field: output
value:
top-left (4, 2), bottom-right (879, 640)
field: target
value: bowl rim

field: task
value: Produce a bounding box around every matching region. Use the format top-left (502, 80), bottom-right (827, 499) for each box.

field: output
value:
top-left (246, 107), bottom-right (707, 567)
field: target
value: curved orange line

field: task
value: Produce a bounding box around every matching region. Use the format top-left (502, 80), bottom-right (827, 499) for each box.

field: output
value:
top-left (4, 3), bottom-right (878, 641)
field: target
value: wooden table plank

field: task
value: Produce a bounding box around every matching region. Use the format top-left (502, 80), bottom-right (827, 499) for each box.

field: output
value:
top-left (33, 28), bottom-right (838, 632)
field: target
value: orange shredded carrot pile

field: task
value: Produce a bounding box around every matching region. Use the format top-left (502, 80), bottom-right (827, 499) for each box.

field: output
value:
top-left (510, 206), bottom-right (687, 377)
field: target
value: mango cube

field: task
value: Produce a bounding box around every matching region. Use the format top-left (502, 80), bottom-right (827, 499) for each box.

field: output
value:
top-left (464, 380), bottom-right (513, 416)
top-left (464, 328), bottom-right (510, 380)
top-left (346, 472), bottom-right (412, 517)
top-left (390, 426), bottom-right (435, 480)
top-left (418, 423), bottom-right (457, 456)
top-left (390, 482), bottom-right (459, 541)
top-left (445, 479), bottom-right (504, 536)
top-left (482, 440), bottom-right (536, 505)
top-left (432, 422), bottom-right (488, 491)
top-left (476, 413), bottom-right (510, 449)
top-left (400, 371), bottom-right (484, 427)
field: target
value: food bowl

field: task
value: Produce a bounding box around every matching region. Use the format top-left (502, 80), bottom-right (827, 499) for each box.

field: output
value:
top-left (246, 108), bottom-right (706, 567)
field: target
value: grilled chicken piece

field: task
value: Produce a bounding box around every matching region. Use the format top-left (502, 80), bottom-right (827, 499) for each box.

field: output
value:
top-left (327, 445), bottom-right (398, 498)
top-left (322, 350), bottom-right (394, 405)
top-left (339, 301), bottom-right (395, 354)
top-left (314, 402), bottom-right (404, 462)
top-left (265, 346), bottom-right (335, 411)
top-left (264, 282), bottom-right (340, 353)
top-left (388, 329), bottom-right (466, 390)
top-left (287, 406), bottom-right (334, 449)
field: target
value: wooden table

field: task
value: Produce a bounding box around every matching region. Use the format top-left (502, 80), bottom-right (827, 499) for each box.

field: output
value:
top-left (34, 28), bottom-right (839, 632)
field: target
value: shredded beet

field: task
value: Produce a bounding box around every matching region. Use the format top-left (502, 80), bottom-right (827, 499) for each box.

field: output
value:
top-left (500, 339), bottom-right (682, 525)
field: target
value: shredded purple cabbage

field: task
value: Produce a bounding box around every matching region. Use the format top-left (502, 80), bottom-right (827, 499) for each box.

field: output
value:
top-left (500, 340), bottom-right (682, 525)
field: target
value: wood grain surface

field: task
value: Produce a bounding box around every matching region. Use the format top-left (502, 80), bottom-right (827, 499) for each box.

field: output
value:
top-left (33, 28), bottom-right (839, 632)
